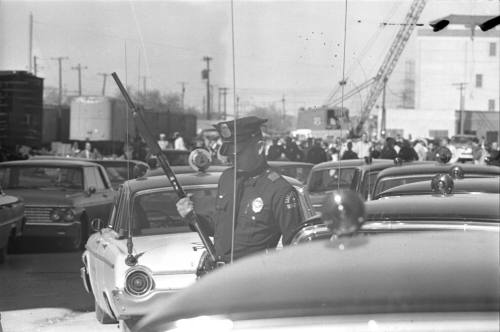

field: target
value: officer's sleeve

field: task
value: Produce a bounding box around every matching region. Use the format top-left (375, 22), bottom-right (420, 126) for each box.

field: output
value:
top-left (274, 186), bottom-right (302, 245)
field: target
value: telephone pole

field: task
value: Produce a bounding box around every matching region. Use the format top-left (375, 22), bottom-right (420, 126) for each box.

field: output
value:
top-left (33, 56), bottom-right (42, 76)
top-left (98, 73), bottom-right (108, 96)
top-left (71, 63), bottom-right (88, 96)
top-left (452, 82), bottom-right (467, 135)
top-left (51, 56), bottom-right (69, 105)
top-left (220, 87), bottom-right (229, 120)
top-left (140, 76), bottom-right (150, 94)
top-left (202, 56), bottom-right (212, 119)
top-left (381, 77), bottom-right (388, 136)
top-left (178, 82), bottom-right (187, 109)
top-left (218, 87), bottom-right (222, 118)
top-left (28, 13), bottom-right (33, 73)
top-left (281, 95), bottom-right (286, 121)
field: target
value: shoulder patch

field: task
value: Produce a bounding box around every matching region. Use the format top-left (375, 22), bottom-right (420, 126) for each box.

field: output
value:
top-left (267, 171), bottom-right (280, 182)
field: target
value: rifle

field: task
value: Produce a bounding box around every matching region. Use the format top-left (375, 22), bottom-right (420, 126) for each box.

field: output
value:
top-left (111, 72), bottom-right (217, 266)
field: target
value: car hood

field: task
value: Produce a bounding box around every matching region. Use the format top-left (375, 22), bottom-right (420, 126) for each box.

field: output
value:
top-left (129, 232), bottom-right (205, 273)
top-left (3, 188), bottom-right (80, 206)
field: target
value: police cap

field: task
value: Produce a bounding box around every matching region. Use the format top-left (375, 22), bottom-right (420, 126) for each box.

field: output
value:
top-left (214, 116), bottom-right (267, 156)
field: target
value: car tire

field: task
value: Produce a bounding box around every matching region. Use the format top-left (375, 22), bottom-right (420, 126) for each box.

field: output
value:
top-left (95, 300), bottom-right (117, 324)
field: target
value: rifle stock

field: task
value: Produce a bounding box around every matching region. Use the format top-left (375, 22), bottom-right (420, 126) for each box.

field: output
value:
top-left (111, 72), bottom-right (217, 263)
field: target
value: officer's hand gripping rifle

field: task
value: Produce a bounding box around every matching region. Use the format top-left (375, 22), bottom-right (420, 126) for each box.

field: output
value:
top-left (111, 72), bottom-right (217, 267)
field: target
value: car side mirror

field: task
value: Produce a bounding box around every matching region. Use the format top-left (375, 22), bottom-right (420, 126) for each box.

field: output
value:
top-left (91, 218), bottom-right (105, 232)
top-left (87, 186), bottom-right (97, 196)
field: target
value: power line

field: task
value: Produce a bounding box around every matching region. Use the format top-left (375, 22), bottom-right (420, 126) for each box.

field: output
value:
top-left (50, 56), bottom-right (69, 105)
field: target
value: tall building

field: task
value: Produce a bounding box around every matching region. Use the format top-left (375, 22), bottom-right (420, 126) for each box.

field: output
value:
top-left (416, 15), bottom-right (499, 112)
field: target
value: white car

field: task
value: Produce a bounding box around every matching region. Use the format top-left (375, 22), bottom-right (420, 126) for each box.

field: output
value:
top-left (80, 160), bottom-right (316, 331)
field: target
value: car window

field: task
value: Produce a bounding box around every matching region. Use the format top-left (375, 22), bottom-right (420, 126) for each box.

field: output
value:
top-left (374, 176), bottom-right (430, 196)
top-left (127, 187), bottom-right (218, 236)
top-left (113, 187), bottom-right (130, 233)
top-left (308, 168), bottom-right (359, 193)
top-left (274, 166), bottom-right (312, 184)
top-left (94, 167), bottom-right (108, 190)
top-left (362, 171), bottom-right (380, 199)
top-left (0, 166), bottom-right (83, 190)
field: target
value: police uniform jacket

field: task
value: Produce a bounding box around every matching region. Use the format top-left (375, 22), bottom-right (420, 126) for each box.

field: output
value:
top-left (199, 161), bottom-right (302, 261)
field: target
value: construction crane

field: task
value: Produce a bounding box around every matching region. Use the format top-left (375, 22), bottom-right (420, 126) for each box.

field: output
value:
top-left (325, 0), bottom-right (426, 137)
top-left (355, 0), bottom-right (426, 136)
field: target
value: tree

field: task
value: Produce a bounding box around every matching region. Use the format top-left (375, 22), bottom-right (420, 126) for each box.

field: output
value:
top-left (246, 105), bottom-right (296, 135)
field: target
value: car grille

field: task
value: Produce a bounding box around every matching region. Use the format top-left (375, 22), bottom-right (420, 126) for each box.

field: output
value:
top-left (25, 206), bottom-right (52, 224)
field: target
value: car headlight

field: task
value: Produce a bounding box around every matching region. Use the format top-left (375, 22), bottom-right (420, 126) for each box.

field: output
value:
top-left (125, 267), bottom-right (154, 296)
top-left (50, 209), bottom-right (62, 221)
top-left (63, 209), bottom-right (75, 222)
top-left (50, 207), bottom-right (76, 222)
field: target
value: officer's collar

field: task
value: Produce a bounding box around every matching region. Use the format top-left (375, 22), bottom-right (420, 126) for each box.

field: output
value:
top-left (236, 158), bottom-right (268, 179)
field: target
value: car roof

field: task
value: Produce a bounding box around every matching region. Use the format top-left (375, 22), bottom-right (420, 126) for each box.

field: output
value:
top-left (376, 163), bottom-right (500, 178)
top-left (94, 159), bottom-right (148, 167)
top-left (0, 159), bottom-right (101, 167)
top-left (125, 172), bottom-right (223, 193)
top-left (376, 177), bottom-right (500, 198)
top-left (268, 161), bottom-right (313, 167)
top-left (125, 171), bottom-right (303, 194)
top-left (366, 193), bottom-right (500, 222)
top-left (146, 165), bottom-right (229, 177)
top-left (138, 230), bottom-right (499, 329)
top-left (146, 162), bottom-right (311, 177)
top-left (311, 158), bottom-right (397, 172)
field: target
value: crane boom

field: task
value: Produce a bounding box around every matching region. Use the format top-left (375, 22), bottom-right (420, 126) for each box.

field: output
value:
top-left (354, 0), bottom-right (427, 136)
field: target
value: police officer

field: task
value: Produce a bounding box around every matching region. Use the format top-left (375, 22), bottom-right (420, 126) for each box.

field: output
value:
top-left (176, 116), bottom-right (302, 261)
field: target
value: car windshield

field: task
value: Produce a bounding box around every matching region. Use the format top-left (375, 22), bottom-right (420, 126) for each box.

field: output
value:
top-left (0, 166), bottom-right (84, 190)
top-left (308, 168), bottom-right (358, 193)
top-left (373, 175), bottom-right (430, 196)
top-left (130, 187), bottom-right (218, 236)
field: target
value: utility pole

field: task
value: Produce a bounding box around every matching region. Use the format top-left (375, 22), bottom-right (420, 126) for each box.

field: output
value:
top-left (33, 56), bottom-right (41, 76)
top-left (220, 87), bottom-right (228, 120)
top-left (28, 13), bottom-right (33, 73)
top-left (281, 95), bottom-right (286, 121)
top-left (452, 82), bottom-right (467, 135)
top-left (51, 56), bottom-right (69, 105)
top-left (217, 87), bottom-right (222, 118)
top-left (71, 63), bottom-right (88, 96)
top-left (178, 82), bottom-right (187, 109)
top-left (98, 73), bottom-right (108, 96)
top-left (140, 76), bottom-right (150, 94)
top-left (381, 77), bottom-right (388, 136)
top-left (202, 56), bottom-right (212, 120)
top-left (236, 95), bottom-right (240, 114)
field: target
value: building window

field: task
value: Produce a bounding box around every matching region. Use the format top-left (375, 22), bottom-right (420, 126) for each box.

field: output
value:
top-left (475, 74), bottom-right (483, 88)
top-left (488, 99), bottom-right (495, 111)
top-left (490, 42), bottom-right (497, 56)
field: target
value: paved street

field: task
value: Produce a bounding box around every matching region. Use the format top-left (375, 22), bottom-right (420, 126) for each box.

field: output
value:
top-left (0, 240), bottom-right (117, 332)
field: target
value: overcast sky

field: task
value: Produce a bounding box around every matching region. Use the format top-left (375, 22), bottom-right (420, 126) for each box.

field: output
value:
top-left (0, 0), bottom-right (498, 115)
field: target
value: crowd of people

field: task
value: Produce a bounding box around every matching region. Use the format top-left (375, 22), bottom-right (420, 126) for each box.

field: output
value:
top-left (263, 133), bottom-right (500, 166)
top-left (1, 130), bottom-right (499, 167)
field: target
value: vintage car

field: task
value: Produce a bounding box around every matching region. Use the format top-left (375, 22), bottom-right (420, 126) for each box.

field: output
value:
top-left (80, 153), bottom-right (316, 330)
top-left (31, 155), bottom-right (150, 190)
top-left (293, 177), bottom-right (500, 244)
top-left (147, 161), bottom-right (313, 184)
top-left (0, 159), bottom-right (115, 250)
top-left (94, 159), bottom-right (149, 190)
top-left (372, 162), bottom-right (500, 198)
top-left (305, 158), bottom-right (399, 209)
top-left (134, 191), bottom-right (499, 332)
top-left (450, 134), bottom-right (476, 162)
top-left (0, 185), bottom-right (25, 263)
top-left (374, 176), bottom-right (500, 199)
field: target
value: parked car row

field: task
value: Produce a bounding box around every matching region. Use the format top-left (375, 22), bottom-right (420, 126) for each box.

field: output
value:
top-left (78, 148), bottom-right (499, 331)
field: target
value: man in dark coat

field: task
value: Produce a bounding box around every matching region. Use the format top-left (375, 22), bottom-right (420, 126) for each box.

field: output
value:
top-left (177, 117), bottom-right (302, 262)
top-left (306, 139), bottom-right (328, 164)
